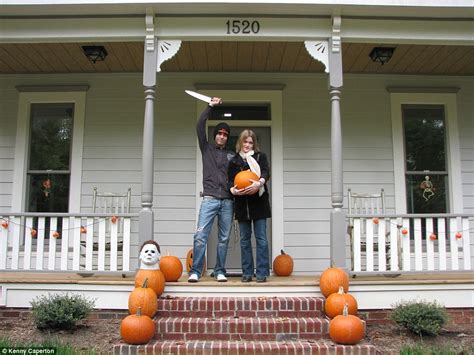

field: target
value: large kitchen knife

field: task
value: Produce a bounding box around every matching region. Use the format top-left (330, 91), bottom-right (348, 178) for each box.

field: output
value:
top-left (185, 90), bottom-right (212, 103)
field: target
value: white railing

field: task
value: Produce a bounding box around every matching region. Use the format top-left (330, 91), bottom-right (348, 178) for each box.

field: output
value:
top-left (0, 213), bottom-right (137, 272)
top-left (347, 214), bottom-right (472, 273)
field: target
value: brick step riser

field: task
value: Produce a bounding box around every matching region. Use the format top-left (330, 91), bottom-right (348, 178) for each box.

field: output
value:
top-left (154, 332), bottom-right (327, 341)
top-left (157, 297), bottom-right (325, 315)
top-left (154, 317), bottom-right (330, 340)
top-left (114, 341), bottom-right (378, 355)
top-left (155, 309), bottom-right (323, 318)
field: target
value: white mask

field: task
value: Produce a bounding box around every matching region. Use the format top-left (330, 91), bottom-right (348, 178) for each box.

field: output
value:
top-left (139, 244), bottom-right (161, 270)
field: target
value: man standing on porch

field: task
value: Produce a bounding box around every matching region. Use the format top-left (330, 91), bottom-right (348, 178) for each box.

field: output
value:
top-left (188, 97), bottom-right (235, 283)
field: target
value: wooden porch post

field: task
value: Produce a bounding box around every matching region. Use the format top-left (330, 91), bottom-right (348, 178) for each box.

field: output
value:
top-left (328, 32), bottom-right (347, 269)
top-left (139, 23), bottom-right (158, 246)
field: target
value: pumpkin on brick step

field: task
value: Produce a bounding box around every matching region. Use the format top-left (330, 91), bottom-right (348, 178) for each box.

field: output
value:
top-left (159, 251), bottom-right (183, 282)
top-left (234, 170), bottom-right (259, 189)
top-left (185, 248), bottom-right (207, 274)
top-left (135, 240), bottom-right (165, 297)
top-left (128, 278), bottom-right (158, 318)
top-left (329, 303), bottom-right (365, 345)
top-left (325, 286), bottom-right (358, 318)
top-left (319, 266), bottom-right (349, 298)
top-left (120, 308), bottom-right (155, 345)
top-left (272, 249), bottom-right (294, 276)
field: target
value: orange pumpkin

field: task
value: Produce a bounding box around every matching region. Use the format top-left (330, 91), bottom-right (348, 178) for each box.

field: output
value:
top-left (159, 252), bottom-right (183, 282)
top-left (329, 304), bottom-right (365, 345)
top-left (128, 278), bottom-right (158, 318)
top-left (272, 249), bottom-right (294, 276)
top-left (325, 286), bottom-right (358, 318)
top-left (120, 308), bottom-right (155, 345)
top-left (234, 170), bottom-right (259, 189)
top-left (135, 269), bottom-right (165, 298)
top-left (185, 249), bottom-right (207, 274)
top-left (319, 266), bottom-right (349, 298)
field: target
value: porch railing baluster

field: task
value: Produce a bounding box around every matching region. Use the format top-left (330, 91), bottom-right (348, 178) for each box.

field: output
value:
top-left (414, 218), bottom-right (423, 271)
top-left (438, 218), bottom-right (447, 271)
top-left (60, 217), bottom-right (70, 271)
top-left (449, 218), bottom-right (459, 270)
top-left (48, 217), bottom-right (57, 270)
top-left (426, 218), bottom-right (435, 271)
top-left (462, 217), bottom-right (471, 270)
top-left (24, 217), bottom-right (33, 270)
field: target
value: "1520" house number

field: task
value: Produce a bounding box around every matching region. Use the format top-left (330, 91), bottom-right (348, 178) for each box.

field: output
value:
top-left (226, 20), bottom-right (261, 34)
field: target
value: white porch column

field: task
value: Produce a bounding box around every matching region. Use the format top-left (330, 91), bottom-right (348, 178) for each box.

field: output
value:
top-left (139, 34), bottom-right (158, 246)
top-left (305, 16), bottom-right (346, 269)
top-left (328, 33), bottom-right (347, 269)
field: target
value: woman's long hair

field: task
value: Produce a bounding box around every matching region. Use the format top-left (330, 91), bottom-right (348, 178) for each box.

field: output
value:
top-left (235, 129), bottom-right (260, 153)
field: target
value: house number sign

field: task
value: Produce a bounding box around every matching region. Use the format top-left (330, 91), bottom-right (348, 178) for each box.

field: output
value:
top-left (226, 20), bottom-right (261, 34)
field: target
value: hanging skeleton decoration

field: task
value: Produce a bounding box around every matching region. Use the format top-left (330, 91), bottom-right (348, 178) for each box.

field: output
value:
top-left (420, 175), bottom-right (435, 201)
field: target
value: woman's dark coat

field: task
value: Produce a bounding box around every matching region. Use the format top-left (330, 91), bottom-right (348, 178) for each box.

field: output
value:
top-left (228, 152), bottom-right (271, 221)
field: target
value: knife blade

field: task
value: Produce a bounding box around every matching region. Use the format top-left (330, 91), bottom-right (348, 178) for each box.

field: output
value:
top-left (185, 90), bottom-right (212, 103)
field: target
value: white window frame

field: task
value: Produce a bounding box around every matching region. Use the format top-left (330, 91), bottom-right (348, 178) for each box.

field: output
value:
top-left (390, 91), bottom-right (463, 214)
top-left (194, 89), bottom-right (284, 259)
top-left (12, 89), bottom-right (87, 214)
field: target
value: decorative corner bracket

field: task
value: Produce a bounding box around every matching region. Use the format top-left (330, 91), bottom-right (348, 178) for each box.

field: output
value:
top-left (332, 15), bottom-right (341, 53)
top-left (145, 10), bottom-right (155, 52)
top-left (157, 40), bottom-right (182, 72)
top-left (304, 41), bottom-right (329, 73)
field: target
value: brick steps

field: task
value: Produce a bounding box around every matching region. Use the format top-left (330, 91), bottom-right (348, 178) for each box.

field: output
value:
top-left (115, 340), bottom-right (378, 354)
top-left (114, 296), bottom-right (379, 354)
top-left (156, 296), bottom-right (324, 318)
top-left (155, 316), bottom-right (328, 341)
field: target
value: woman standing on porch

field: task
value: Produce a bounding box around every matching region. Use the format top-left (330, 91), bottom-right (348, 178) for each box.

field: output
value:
top-left (228, 129), bottom-right (271, 283)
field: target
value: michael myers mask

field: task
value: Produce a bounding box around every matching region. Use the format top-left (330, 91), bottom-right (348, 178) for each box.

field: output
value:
top-left (139, 243), bottom-right (161, 269)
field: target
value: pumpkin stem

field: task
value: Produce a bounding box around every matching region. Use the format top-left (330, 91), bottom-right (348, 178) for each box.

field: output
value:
top-left (280, 249), bottom-right (286, 255)
top-left (343, 303), bottom-right (349, 317)
top-left (338, 286), bottom-right (344, 294)
top-left (137, 307), bottom-right (142, 316)
top-left (142, 278), bottom-right (149, 288)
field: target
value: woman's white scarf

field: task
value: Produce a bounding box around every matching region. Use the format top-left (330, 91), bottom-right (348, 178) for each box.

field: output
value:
top-left (239, 150), bottom-right (264, 196)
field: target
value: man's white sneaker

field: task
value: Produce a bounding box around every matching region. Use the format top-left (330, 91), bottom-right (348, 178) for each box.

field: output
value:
top-left (215, 273), bottom-right (227, 282)
top-left (188, 273), bottom-right (199, 283)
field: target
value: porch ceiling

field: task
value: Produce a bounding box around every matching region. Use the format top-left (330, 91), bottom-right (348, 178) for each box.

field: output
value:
top-left (0, 41), bottom-right (472, 75)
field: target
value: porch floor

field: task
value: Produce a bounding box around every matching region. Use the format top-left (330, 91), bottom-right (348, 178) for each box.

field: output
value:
top-left (0, 271), bottom-right (472, 286)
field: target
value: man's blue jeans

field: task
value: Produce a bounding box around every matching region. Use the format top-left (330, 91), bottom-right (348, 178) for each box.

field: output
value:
top-left (239, 218), bottom-right (270, 278)
top-left (190, 196), bottom-right (234, 277)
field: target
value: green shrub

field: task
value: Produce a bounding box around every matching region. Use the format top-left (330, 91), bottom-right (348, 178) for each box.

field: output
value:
top-left (30, 293), bottom-right (95, 330)
top-left (391, 299), bottom-right (448, 336)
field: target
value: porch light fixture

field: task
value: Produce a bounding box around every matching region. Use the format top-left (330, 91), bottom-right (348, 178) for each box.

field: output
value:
top-left (82, 45), bottom-right (108, 63)
top-left (369, 47), bottom-right (395, 65)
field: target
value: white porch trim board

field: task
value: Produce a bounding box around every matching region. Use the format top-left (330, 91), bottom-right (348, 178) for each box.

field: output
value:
top-left (1, 281), bottom-right (472, 310)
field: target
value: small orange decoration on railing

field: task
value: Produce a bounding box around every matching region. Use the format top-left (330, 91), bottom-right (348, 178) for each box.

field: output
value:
top-left (372, 218), bottom-right (379, 225)
top-left (429, 233), bottom-right (437, 241)
top-left (80, 226), bottom-right (87, 234)
top-left (401, 229), bottom-right (408, 235)
top-left (111, 215), bottom-right (118, 224)
top-left (52, 231), bottom-right (60, 238)
top-left (455, 232), bottom-right (462, 239)
top-left (31, 229), bottom-right (37, 237)
top-left (1, 221), bottom-right (8, 229)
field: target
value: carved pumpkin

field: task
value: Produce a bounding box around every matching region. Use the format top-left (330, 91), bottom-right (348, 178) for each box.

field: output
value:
top-left (319, 266), bottom-right (349, 298)
top-left (329, 304), bottom-right (365, 345)
top-left (120, 308), bottom-right (155, 345)
top-left (272, 249), bottom-right (294, 276)
top-left (234, 170), bottom-right (259, 189)
top-left (128, 278), bottom-right (158, 318)
top-left (325, 286), bottom-right (358, 318)
top-left (185, 249), bottom-right (206, 274)
top-left (135, 269), bottom-right (165, 298)
top-left (159, 252), bottom-right (183, 282)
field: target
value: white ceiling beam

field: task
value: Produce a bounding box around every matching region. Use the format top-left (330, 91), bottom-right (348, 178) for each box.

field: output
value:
top-left (0, 16), bottom-right (472, 45)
